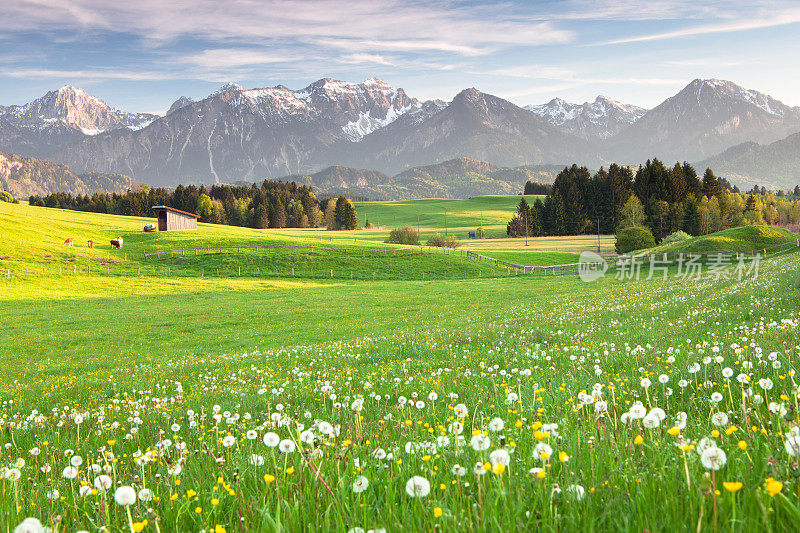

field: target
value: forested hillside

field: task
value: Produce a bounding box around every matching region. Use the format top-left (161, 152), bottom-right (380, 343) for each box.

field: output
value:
top-left (0, 151), bottom-right (131, 197)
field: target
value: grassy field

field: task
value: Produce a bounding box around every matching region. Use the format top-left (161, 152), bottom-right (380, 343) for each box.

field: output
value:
top-left (648, 225), bottom-right (799, 254)
top-left (2, 202), bottom-right (800, 532)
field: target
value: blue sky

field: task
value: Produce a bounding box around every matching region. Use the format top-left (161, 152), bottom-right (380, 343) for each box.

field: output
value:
top-left (2, 1), bottom-right (799, 114)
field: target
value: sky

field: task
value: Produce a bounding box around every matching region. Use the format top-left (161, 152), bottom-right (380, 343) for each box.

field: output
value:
top-left (1, 0), bottom-right (799, 114)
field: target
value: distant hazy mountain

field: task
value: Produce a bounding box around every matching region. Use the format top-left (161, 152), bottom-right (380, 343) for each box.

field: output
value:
top-left (697, 132), bottom-right (800, 190)
top-left (285, 157), bottom-right (561, 200)
top-left (0, 151), bottom-right (132, 198)
top-left (607, 79), bottom-right (800, 163)
top-left (527, 96), bottom-right (647, 139)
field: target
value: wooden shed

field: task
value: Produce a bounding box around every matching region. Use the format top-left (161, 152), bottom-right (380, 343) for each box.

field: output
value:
top-left (152, 206), bottom-right (201, 231)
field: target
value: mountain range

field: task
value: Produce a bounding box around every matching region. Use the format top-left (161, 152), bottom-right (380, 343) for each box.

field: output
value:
top-left (1, 77), bottom-right (799, 196)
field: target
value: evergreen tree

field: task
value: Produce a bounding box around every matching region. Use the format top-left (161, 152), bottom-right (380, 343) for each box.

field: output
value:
top-left (682, 196), bottom-right (700, 236)
top-left (702, 168), bottom-right (721, 198)
top-left (343, 201), bottom-right (358, 230)
top-left (794, 185), bottom-right (800, 197)
top-left (254, 203), bottom-right (269, 229)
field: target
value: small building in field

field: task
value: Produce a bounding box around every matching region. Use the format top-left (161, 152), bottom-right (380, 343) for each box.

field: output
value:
top-left (151, 206), bottom-right (201, 231)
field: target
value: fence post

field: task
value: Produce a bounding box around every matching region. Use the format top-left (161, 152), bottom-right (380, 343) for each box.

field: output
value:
top-left (238, 266), bottom-right (241, 276)
top-left (217, 268), bottom-right (219, 276)
top-left (292, 267), bottom-right (294, 276)
top-left (330, 269), bottom-right (333, 278)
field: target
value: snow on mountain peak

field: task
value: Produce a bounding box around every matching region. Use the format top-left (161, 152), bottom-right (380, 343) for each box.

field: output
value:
top-left (527, 95), bottom-right (647, 139)
top-left (211, 82), bottom-right (243, 97)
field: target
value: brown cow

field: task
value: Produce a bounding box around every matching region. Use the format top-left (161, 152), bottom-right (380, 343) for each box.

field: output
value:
top-left (110, 237), bottom-right (124, 249)
top-left (63, 237), bottom-right (74, 247)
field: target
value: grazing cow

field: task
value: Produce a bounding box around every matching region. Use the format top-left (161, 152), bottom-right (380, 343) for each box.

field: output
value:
top-left (63, 237), bottom-right (74, 247)
top-left (110, 237), bottom-right (124, 249)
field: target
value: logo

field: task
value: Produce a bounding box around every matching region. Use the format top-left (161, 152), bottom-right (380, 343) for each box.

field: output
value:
top-left (578, 251), bottom-right (608, 282)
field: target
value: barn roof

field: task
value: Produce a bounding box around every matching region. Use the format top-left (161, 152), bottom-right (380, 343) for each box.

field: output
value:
top-left (151, 205), bottom-right (201, 218)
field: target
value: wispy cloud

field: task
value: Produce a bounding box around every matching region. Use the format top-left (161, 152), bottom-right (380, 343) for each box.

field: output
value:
top-left (336, 54), bottom-right (395, 66)
top-left (605, 7), bottom-right (800, 44)
top-left (182, 49), bottom-right (297, 70)
top-left (0, 68), bottom-right (181, 81)
top-left (6, 1), bottom-right (574, 54)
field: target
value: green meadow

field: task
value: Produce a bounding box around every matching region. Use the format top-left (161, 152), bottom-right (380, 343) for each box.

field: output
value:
top-left (1, 199), bottom-right (800, 532)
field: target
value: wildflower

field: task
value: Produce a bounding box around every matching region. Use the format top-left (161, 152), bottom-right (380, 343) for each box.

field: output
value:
top-left (700, 447), bottom-right (727, 471)
top-left (711, 412), bottom-right (729, 427)
top-left (264, 474), bottom-right (276, 483)
top-left (451, 464), bottom-right (466, 477)
top-left (263, 432), bottom-right (280, 447)
top-left (352, 476), bottom-right (369, 493)
top-left (723, 482), bottom-right (743, 493)
top-left (489, 448), bottom-right (510, 467)
top-left (14, 518), bottom-right (45, 533)
top-left (633, 435), bottom-right (644, 445)
top-left (642, 413), bottom-right (660, 429)
top-left (94, 475), bottom-right (113, 491)
top-left (114, 486), bottom-right (137, 506)
top-left (62, 466), bottom-right (79, 479)
top-left (454, 404), bottom-right (468, 417)
top-left (534, 443), bottom-right (553, 461)
top-left (629, 404), bottom-right (647, 420)
top-left (138, 488), bottom-right (152, 501)
top-left (249, 454), bottom-right (265, 466)
top-left (472, 462), bottom-right (487, 476)
top-left (279, 439), bottom-right (296, 453)
top-left (765, 478), bottom-right (783, 496)
top-left (246, 430), bottom-right (258, 440)
top-left (405, 476), bottom-right (431, 498)
top-left (434, 507), bottom-right (443, 518)
top-left (488, 417), bottom-right (504, 432)
top-left (470, 434), bottom-right (490, 451)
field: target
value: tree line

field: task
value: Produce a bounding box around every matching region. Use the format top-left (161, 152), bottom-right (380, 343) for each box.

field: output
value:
top-left (508, 159), bottom-right (800, 240)
top-left (29, 180), bottom-right (359, 230)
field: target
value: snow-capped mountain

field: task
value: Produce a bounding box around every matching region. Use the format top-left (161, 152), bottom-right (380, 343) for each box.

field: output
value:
top-left (0, 85), bottom-right (158, 159)
top-left (49, 78), bottom-right (425, 184)
top-left (3, 77), bottom-right (800, 191)
top-left (0, 85), bottom-right (156, 135)
top-left (606, 78), bottom-right (800, 163)
top-left (526, 96), bottom-right (647, 139)
top-left (167, 96), bottom-right (194, 115)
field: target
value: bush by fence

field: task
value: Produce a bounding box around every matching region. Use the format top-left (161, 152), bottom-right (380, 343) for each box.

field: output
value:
top-left (386, 226), bottom-right (421, 245)
top-left (426, 233), bottom-right (460, 249)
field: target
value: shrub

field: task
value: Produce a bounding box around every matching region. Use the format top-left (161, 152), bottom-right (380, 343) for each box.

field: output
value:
top-left (0, 191), bottom-right (18, 204)
top-left (386, 226), bottom-right (420, 245)
top-left (615, 225), bottom-right (655, 254)
top-left (426, 233), bottom-right (460, 249)
top-left (660, 230), bottom-right (690, 245)
top-left (475, 227), bottom-right (485, 239)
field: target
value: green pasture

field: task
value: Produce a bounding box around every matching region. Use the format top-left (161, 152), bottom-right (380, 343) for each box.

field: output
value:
top-left (2, 201), bottom-right (800, 532)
